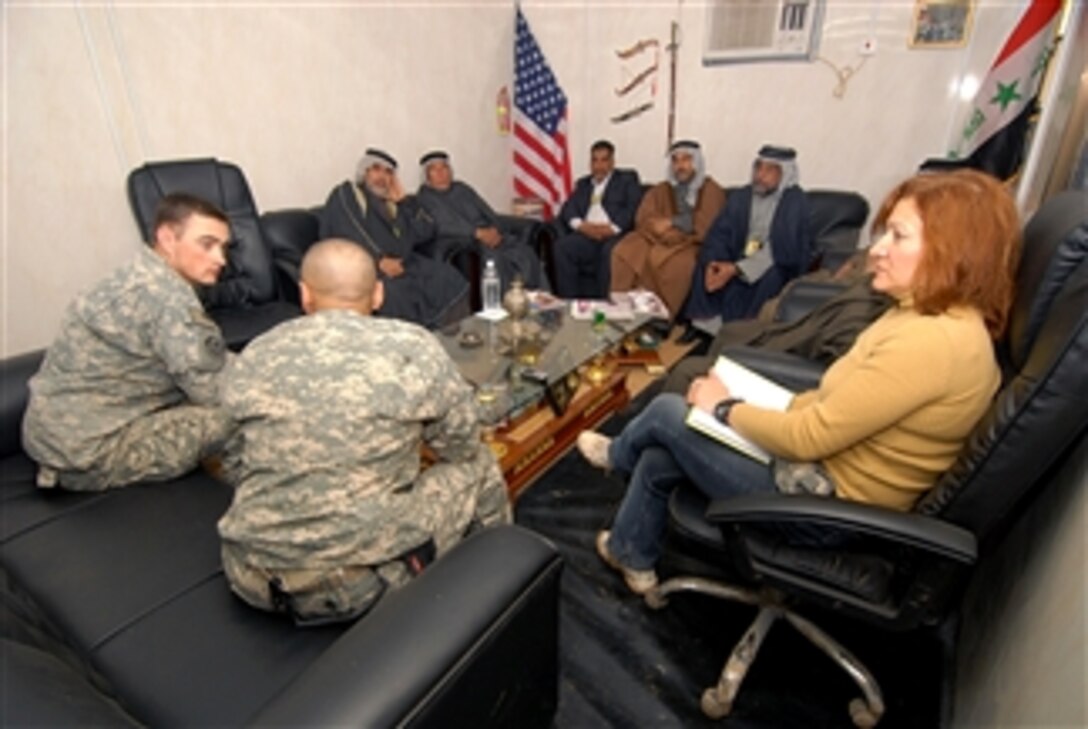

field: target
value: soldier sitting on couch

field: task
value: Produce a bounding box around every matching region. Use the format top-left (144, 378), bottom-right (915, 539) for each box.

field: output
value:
top-left (22, 193), bottom-right (235, 491)
top-left (217, 239), bottom-right (510, 625)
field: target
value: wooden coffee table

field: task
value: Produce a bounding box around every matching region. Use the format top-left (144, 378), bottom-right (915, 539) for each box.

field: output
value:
top-left (437, 307), bottom-right (691, 500)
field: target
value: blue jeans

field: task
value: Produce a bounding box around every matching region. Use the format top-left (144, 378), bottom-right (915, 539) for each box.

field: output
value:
top-left (606, 394), bottom-right (777, 571)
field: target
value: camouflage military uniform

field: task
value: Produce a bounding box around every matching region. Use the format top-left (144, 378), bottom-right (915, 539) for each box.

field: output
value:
top-left (217, 309), bottom-right (510, 624)
top-left (21, 247), bottom-right (233, 491)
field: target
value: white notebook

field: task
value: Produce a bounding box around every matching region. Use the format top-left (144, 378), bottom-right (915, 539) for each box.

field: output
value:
top-left (685, 355), bottom-right (794, 464)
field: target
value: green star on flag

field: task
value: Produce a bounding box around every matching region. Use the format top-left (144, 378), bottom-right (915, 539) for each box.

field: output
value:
top-left (990, 80), bottom-right (1023, 112)
top-left (951, 0), bottom-right (1061, 179)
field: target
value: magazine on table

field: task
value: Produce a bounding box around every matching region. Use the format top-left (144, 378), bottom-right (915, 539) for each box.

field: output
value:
top-left (685, 355), bottom-right (794, 464)
top-left (569, 289), bottom-right (671, 321)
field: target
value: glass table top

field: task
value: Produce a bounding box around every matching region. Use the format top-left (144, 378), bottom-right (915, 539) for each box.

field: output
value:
top-left (436, 304), bottom-right (654, 423)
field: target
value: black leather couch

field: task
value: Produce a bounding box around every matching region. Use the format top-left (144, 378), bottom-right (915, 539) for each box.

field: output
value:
top-left (1, 351), bottom-right (563, 726)
top-left (260, 208), bottom-right (549, 313)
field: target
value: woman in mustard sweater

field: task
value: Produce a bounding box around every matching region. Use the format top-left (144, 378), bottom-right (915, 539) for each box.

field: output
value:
top-left (577, 169), bottom-right (1021, 595)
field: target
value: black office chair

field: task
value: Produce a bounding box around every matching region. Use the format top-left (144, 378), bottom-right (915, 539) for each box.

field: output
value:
top-left (647, 190), bottom-right (1088, 727)
top-left (127, 158), bottom-right (301, 349)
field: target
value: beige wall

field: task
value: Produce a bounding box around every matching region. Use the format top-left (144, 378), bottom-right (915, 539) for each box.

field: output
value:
top-left (2, 0), bottom-right (1025, 356)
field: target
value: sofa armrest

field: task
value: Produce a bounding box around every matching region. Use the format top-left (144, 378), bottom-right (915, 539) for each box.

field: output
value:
top-left (249, 524), bottom-right (563, 728)
top-left (496, 213), bottom-right (536, 237)
top-left (707, 493), bottom-right (977, 563)
top-left (497, 214), bottom-right (549, 257)
top-left (0, 350), bottom-right (44, 459)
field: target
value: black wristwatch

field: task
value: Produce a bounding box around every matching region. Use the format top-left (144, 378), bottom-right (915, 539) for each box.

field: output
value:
top-left (713, 398), bottom-right (745, 425)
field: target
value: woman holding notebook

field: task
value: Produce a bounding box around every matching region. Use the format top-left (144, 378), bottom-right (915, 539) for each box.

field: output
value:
top-left (577, 169), bottom-right (1020, 595)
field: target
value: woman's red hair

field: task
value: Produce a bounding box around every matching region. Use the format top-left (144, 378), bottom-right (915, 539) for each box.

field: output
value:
top-left (871, 169), bottom-right (1021, 338)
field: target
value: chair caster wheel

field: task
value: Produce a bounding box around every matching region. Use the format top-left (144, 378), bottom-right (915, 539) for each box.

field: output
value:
top-left (700, 688), bottom-right (733, 719)
top-left (644, 589), bottom-right (668, 610)
top-left (849, 698), bottom-right (880, 728)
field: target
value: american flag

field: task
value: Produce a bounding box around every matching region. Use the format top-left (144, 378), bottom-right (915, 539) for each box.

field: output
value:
top-left (513, 8), bottom-right (571, 220)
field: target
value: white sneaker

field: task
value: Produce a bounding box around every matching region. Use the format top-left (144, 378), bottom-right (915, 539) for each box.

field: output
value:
top-left (596, 530), bottom-right (658, 595)
top-left (577, 431), bottom-right (612, 470)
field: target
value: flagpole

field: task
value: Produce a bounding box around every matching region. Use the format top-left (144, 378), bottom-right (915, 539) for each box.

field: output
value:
top-left (667, 20), bottom-right (679, 150)
top-left (1016, 0), bottom-right (1082, 213)
top-left (512, 0), bottom-right (520, 208)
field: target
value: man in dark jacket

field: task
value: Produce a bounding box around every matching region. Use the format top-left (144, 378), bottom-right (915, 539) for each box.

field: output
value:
top-left (553, 140), bottom-right (642, 298)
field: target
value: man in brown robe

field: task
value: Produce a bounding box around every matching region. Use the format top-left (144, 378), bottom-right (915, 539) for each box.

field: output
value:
top-left (610, 140), bottom-right (726, 318)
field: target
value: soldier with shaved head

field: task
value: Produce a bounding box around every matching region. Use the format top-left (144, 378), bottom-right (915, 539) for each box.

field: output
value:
top-left (217, 238), bottom-right (510, 625)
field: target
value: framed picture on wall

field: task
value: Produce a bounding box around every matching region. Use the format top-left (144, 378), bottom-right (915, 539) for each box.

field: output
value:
top-left (910, 0), bottom-right (975, 49)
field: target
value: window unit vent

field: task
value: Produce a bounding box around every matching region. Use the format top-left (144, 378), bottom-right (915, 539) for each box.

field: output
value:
top-left (703, 0), bottom-right (824, 65)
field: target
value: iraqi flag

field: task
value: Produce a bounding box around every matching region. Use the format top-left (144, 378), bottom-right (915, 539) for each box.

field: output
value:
top-left (953, 0), bottom-right (1062, 179)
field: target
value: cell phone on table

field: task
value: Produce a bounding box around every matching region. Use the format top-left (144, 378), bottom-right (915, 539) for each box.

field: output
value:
top-left (520, 367), bottom-right (549, 385)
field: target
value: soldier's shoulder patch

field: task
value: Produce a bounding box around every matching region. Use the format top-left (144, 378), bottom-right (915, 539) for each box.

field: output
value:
top-left (203, 333), bottom-right (226, 358)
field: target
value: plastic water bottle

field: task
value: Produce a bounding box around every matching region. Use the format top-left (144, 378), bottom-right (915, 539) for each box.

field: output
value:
top-left (482, 258), bottom-right (501, 313)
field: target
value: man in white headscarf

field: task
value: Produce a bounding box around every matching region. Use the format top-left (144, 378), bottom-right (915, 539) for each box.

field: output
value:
top-left (319, 148), bottom-right (469, 329)
top-left (610, 140), bottom-right (726, 319)
top-left (682, 144), bottom-right (811, 339)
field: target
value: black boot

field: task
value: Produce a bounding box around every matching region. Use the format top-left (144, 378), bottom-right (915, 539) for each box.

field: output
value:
top-left (676, 323), bottom-right (709, 345)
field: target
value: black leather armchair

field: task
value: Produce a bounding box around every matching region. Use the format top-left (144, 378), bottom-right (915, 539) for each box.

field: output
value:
top-left (646, 190), bottom-right (1088, 727)
top-left (127, 158), bottom-right (302, 349)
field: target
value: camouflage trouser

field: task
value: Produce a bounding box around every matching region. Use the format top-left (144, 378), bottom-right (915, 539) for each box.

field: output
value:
top-left (49, 405), bottom-right (233, 491)
top-left (220, 545), bottom-right (429, 626)
top-left (414, 442), bottom-right (513, 556)
top-left (772, 458), bottom-right (836, 497)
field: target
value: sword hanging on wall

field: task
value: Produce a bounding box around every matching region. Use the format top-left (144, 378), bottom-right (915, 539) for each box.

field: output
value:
top-left (611, 36), bottom-right (659, 125)
top-left (616, 38), bottom-right (659, 60)
top-left (666, 21), bottom-right (679, 149)
top-left (611, 102), bottom-right (654, 124)
top-left (615, 63), bottom-right (659, 96)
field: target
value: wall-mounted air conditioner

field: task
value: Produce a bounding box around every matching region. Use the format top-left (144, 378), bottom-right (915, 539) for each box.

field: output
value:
top-left (703, 0), bottom-right (825, 65)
